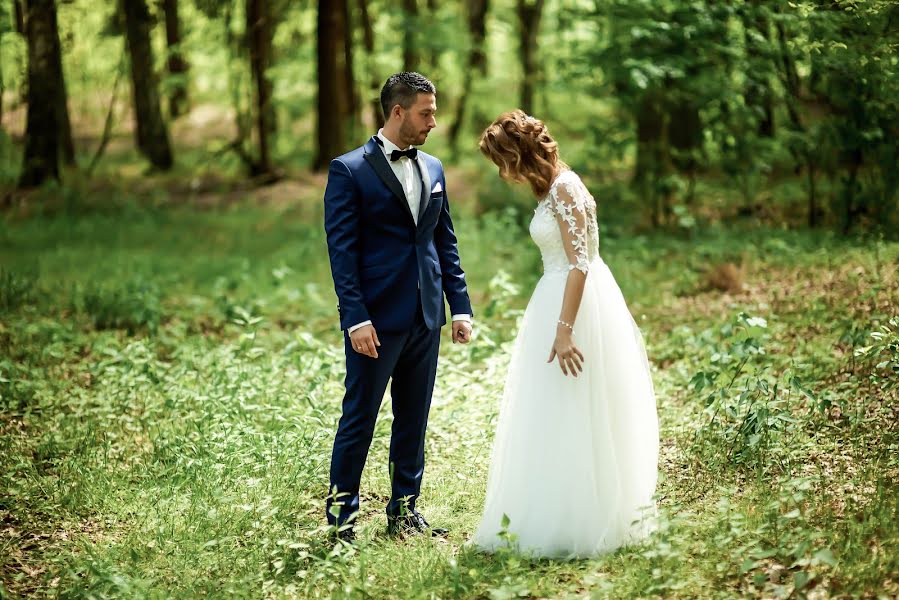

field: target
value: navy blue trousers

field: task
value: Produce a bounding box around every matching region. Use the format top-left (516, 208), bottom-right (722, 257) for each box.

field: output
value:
top-left (326, 305), bottom-right (441, 525)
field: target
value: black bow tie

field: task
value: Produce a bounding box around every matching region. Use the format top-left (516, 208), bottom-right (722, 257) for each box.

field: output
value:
top-left (390, 147), bottom-right (418, 162)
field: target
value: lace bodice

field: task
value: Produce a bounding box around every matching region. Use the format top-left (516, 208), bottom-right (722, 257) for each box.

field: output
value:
top-left (529, 170), bottom-right (599, 275)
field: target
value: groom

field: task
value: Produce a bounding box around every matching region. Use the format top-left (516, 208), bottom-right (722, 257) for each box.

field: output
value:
top-left (323, 72), bottom-right (473, 541)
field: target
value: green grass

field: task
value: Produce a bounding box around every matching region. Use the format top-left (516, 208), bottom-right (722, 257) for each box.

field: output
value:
top-left (1, 181), bottom-right (897, 599)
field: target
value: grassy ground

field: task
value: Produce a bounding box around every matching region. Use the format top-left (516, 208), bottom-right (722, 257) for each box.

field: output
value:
top-left (0, 178), bottom-right (897, 599)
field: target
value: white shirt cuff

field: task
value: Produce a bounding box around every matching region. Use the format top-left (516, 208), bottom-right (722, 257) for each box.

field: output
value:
top-left (348, 320), bottom-right (372, 333)
top-left (452, 314), bottom-right (472, 323)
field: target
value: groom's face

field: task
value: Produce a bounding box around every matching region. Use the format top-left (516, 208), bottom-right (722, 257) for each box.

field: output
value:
top-left (399, 93), bottom-right (437, 147)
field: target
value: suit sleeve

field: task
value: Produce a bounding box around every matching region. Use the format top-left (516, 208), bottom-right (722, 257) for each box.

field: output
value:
top-left (433, 167), bottom-right (474, 317)
top-left (324, 158), bottom-right (370, 330)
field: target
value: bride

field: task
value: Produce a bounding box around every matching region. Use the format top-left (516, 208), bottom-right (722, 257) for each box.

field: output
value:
top-left (470, 110), bottom-right (660, 558)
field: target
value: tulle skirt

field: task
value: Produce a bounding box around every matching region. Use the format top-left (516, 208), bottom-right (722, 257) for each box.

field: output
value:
top-left (470, 256), bottom-right (659, 558)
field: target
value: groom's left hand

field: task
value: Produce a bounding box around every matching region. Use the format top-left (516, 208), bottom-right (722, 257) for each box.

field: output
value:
top-left (452, 320), bottom-right (472, 344)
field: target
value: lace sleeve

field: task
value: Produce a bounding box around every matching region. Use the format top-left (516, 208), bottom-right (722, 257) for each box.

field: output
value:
top-left (549, 176), bottom-right (591, 274)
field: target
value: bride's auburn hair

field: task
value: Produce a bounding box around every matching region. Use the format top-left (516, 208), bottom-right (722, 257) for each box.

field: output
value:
top-left (479, 110), bottom-right (568, 198)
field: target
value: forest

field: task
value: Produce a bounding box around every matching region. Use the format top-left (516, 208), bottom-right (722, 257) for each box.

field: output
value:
top-left (1, 0), bottom-right (897, 598)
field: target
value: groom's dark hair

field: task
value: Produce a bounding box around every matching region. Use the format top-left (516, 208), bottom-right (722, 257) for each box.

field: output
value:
top-left (380, 72), bottom-right (436, 120)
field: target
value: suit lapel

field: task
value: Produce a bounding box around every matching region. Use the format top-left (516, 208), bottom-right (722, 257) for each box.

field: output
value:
top-left (410, 155), bottom-right (429, 226)
top-left (416, 155), bottom-right (432, 222)
top-left (362, 137), bottom-right (415, 224)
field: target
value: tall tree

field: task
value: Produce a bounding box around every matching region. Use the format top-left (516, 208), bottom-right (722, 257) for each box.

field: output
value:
top-left (667, 94), bottom-right (701, 195)
top-left (0, 44), bottom-right (3, 129)
top-left (633, 93), bottom-right (672, 227)
top-left (402, 0), bottom-right (419, 72)
top-left (18, 0), bottom-right (65, 187)
top-left (344, 0), bottom-right (359, 136)
top-left (247, 0), bottom-right (274, 176)
top-left (516, 0), bottom-right (544, 114)
top-left (13, 0), bottom-right (24, 34)
top-left (122, 0), bottom-right (173, 170)
top-left (314, 0), bottom-right (352, 170)
top-left (18, 0), bottom-right (74, 165)
top-left (743, 1), bottom-right (775, 137)
top-left (51, 2), bottom-right (74, 165)
top-left (358, 0), bottom-right (383, 130)
top-left (0, 3), bottom-right (11, 127)
top-left (665, 7), bottom-right (706, 199)
top-left (448, 0), bottom-right (489, 155)
top-left (426, 0), bottom-right (439, 70)
top-left (162, 0), bottom-right (189, 118)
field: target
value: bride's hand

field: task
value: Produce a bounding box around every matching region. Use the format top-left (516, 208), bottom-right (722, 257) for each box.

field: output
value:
top-left (547, 327), bottom-right (585, 376)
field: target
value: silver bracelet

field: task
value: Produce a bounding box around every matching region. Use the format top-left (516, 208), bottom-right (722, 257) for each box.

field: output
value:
top-left (558, 319), bottom-right (574, 332)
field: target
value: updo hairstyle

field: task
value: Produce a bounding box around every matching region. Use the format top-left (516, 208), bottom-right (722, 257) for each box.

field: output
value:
top-left (478, 109), bottom-right (568, 198)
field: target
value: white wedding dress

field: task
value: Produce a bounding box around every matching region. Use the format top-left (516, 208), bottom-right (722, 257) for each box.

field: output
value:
top-left (471, 170), bottom-right (659, 558)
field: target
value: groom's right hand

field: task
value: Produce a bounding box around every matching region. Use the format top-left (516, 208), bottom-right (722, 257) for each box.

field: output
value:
top-left (350, 325), bottom-right (381, 359)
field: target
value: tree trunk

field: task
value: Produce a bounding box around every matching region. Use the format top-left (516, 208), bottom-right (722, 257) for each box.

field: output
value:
top-left (634, 94), bottom-right (667, 181)
top-left (668, 100), bottom-right (701, 176)
top-left (87, 52), bottom-right (126, 176)
top-left (122, 0), bottom-right (174, 170)
top-left (807, 161), bottom-right (818, 227)
top-left (402, 0), bottom-right (418, 72)
top-left (162, 0), bottom-right (189, 118)
top-left (449, 0), bottom-right (489, 155)
top-left (743, 1), bottom-right (775, 137)
top-left (14, 0), bottom-right (25, 33)
top-left (0, 49), bottom-right (3, 129)
top-left (426, 0), bottom-right (439, 70)
top-left (358, 0), bottom-right (383, 129)
top-left (754, 74), bottom-right (775, 137)
top-left (224, 1), bottom-right (252, 161)
top-left (247, 0), bottom-right (274, 176)
top-left (633, 93), bottom-right (671, 227)
top-left (344, 0), bottom-right (358, 137)
top-left (18, 0), bottom-right (61, 187)
top-left (35, 0), bottom-right (75, 166)
top-left (841, 150), bottom-right (863, 235)
top-left (516, 0), bottom-right (544, 114)
top-left (314, 0), bottom-right (351, 170)
top-left (773, 14), bottom-right (802, 130)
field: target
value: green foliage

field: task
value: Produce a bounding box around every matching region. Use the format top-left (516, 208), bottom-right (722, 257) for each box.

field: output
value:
top-left (75, 277), bottom-right (163, 334)
top-left (689, 313), bottom-right (798, 473)
top-left (0, 359), bottom-right (36, 411)
top-left (0, 267), bottom-right (35, 313)
top-left (856, 315), bottom-right (899, 393)
top-left (560, 0), bottom-right (899, 232)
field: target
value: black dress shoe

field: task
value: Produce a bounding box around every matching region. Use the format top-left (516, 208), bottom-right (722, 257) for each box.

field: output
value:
top-left (332, 526), bottom-right (356, 544)
top-left (387, 510), bottom-right (448, 538)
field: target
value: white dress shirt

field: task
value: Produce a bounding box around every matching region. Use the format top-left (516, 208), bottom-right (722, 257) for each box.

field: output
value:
top-left (377, 130), bottom-right (422, 225)
top-left (348, 130), bottom-right (471, 333)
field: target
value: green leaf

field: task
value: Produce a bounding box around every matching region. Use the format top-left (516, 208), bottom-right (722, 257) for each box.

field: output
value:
top-left (630, 68), bottom-right (649, 89)
top-left (739, 557), bottom-right (759, 574)
top-left (793, 570), bottom-right (812, 590)
top-left (813, 548), bottom-right (837, 566)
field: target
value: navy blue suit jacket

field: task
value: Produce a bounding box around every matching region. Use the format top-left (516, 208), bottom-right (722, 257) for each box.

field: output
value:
top-left (324, 136), bottom-right (472, 333)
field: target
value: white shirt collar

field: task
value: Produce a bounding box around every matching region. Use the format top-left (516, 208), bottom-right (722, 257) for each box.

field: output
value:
top-left (376, 129), bottom-right (415, 158)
